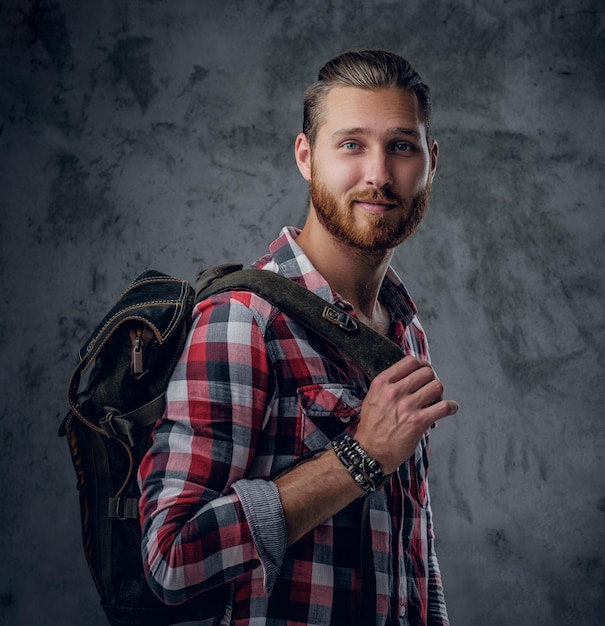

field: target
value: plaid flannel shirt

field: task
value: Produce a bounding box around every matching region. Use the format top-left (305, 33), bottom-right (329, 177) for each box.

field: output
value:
top-left (138, 227), bottom-right (449, 625)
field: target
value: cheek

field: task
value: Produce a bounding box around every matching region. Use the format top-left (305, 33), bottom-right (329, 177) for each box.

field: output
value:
top-left (327, 162), bottom-right (362, 195)
top-left (395, 162), bottom-right (431, 194)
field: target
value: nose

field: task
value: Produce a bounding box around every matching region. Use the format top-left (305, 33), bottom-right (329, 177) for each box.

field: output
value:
top-left (365, 149), bottom-right (392, 189)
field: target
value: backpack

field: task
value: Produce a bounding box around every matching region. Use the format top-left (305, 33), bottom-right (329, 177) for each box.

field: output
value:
top-left (59, 264), bottom-right (404, 626)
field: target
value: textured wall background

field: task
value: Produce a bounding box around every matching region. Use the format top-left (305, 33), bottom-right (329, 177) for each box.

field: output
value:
top-left (1, 1), bottom-right (604, 625)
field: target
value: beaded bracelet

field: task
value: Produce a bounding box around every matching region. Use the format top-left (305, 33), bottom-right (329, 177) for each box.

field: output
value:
top-left (331, 432), bottom-right (389, 493)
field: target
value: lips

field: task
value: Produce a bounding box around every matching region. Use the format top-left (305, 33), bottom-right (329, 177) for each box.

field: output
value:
top-left (352, 198), bottom-right (400, 214)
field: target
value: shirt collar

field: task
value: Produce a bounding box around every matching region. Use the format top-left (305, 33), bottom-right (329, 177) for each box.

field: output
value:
top-left (255, 226), bottom-right (417, 326)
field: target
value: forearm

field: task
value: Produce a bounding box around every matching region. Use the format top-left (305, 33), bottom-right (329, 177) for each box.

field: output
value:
top-left (275, 447), bottom-right (365, 545)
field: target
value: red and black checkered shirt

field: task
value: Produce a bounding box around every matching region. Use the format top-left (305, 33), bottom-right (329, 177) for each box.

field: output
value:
top-left (138, 227), bottom-right (449, 625)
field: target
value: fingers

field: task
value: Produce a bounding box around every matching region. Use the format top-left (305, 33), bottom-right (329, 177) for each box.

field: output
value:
top-left (382, 355), bottom-right (431, 383)
top-left (357, 359), bottom-right (458, 473)
top-left (421, 398), bottom-right (459, 424)
top-left (376, 356), bottom-right (437, 398)
top-left (364, 355), bottom-right (458, 432)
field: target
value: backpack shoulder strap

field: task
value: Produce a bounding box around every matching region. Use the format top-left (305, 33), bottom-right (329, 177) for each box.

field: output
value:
top-left (195, 265), bottom-right (404, 381)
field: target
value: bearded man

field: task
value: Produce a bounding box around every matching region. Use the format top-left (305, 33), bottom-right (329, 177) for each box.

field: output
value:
top-left (139, 49), bottom-right (458, 626)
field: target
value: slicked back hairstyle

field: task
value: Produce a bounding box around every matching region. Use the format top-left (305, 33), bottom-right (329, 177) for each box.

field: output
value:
top-left (303, 50), bottom-right (433, 147)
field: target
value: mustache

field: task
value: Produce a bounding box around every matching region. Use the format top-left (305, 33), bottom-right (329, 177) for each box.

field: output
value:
top-left (347, 188), bottom-right (405, 205)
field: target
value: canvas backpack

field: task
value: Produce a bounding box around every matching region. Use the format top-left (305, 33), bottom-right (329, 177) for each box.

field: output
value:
top-left (59, 264), bottom-right (403, 626)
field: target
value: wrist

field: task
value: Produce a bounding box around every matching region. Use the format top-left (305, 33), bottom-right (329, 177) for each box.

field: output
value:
top-left (330, 432), bottom-right (390, 494)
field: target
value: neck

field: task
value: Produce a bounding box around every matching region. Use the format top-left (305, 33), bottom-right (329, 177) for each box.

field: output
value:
top-left (295, 213), bottom-right (394, 331)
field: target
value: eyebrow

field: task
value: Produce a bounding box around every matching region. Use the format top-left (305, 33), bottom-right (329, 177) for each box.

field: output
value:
top-left (331, 127), bottom-right (421, 140)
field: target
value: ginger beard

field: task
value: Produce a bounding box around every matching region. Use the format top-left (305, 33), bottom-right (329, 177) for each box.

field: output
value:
top-left (309, 162), bottom-right (432, 253)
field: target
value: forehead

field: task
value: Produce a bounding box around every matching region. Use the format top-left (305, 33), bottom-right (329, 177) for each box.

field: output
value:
top-left (318, 86), bottom-right (426, 140)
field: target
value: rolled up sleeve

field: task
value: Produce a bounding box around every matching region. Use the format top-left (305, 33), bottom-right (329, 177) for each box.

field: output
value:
top-left (233, 478), bottom-right (287, 595)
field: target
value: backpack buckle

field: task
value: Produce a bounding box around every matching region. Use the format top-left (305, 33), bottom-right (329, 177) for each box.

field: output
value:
top-left (322, 305), bottom-right (358, 332)
top-left (108, 496), bottom-right (139, 520)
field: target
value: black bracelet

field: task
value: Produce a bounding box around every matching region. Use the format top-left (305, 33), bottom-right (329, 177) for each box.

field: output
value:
top-left (331, 432), bottom-right (389, 493)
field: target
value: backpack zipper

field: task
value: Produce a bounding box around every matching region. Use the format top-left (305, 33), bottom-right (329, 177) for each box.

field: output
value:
top-left (131, 327), bottom-right (145, 376)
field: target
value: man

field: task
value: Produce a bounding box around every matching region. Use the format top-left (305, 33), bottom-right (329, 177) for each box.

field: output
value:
top-left (138, 49), bottom-right (458, 625)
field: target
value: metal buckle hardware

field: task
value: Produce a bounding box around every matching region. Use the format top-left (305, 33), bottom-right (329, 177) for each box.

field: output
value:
top-left (322, 305), bottom-right (358, 332)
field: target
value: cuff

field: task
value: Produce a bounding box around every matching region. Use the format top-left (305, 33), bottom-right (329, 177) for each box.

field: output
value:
top-left (233, 479), bottom-right (287, 595)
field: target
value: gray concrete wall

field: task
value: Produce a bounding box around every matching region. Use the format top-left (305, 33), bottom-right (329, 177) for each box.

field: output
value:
top-left (1, 1), bottom-right (603, 624)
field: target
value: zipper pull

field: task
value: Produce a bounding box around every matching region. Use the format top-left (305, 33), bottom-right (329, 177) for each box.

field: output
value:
top-left (131, 327), bottom-right (145, 376)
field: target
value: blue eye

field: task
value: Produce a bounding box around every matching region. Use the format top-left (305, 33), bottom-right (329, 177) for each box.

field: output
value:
top-left (343, 141), bottom-right (360, 150)
top-left (393, 142), bottom-right (412, 152)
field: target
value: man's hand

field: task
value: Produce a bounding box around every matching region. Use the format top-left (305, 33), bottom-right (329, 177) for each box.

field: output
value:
top-left (355, 356), bottom-right (458, 475)
top-left (275, 356), bottom-right (457, 545)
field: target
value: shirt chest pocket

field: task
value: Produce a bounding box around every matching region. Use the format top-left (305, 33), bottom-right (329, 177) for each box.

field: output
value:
top-left (297, 384), bottom-right (364, 453)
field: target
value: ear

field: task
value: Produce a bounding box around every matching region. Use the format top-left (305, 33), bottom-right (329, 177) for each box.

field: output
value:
top-left (294, 133), bottom-right (312, 181)
top-left (429, 140), bottom-right (439, 182)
